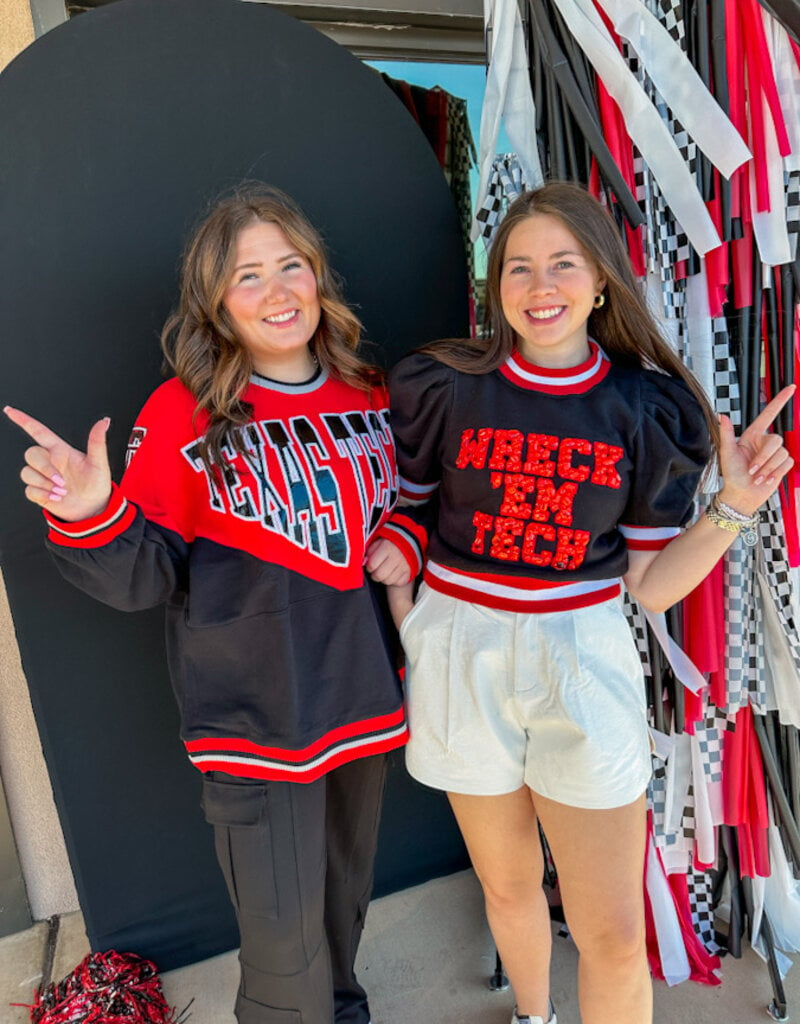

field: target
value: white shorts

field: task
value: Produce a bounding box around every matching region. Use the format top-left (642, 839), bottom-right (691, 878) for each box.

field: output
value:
top-left (400, 584), bottom-right (651, 810)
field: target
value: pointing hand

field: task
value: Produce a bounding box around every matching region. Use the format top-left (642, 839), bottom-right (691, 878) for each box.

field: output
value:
top-left (4, 406), bottom-right (113, 522)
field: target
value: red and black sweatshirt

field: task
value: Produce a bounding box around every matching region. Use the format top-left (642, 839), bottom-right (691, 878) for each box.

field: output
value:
top-left (376, 344), bottom-right (710, 613)
top-left (43, 370), bottom-right (408, 782)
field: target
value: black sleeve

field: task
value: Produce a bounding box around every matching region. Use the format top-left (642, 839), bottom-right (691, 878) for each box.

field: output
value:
top-left (389, 351), bottom-right (455, 505)
top-left (621, 372), bottom-right (712, 529)
top-left (44, 486), bottom-right (189, 612)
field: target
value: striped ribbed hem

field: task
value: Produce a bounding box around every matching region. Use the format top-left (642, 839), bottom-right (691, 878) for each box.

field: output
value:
top-left (375, 513), bottom-right (428, 577)
top-left (43, 484), bottom-right (136, 548)
top-left (423, 560), bottom-right (621, 613)
top-left (618, 523), bottom-right (680, 551)
top-left (398, 475), bottom-right (438, 506)
top-left (185, 707), bottom-right (408, 782)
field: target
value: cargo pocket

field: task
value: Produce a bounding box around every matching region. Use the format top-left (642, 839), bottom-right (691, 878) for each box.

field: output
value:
top-left (235, 992), bottom-right (302, 1024)
top-left (201, 775), bottom-right (278, 919)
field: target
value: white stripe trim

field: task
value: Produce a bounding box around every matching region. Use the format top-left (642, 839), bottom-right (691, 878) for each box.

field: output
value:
top-left (505, 348), bottom-right (606, 387)
top-left (189, 724), bottom-right (408, 774)
top-left (426, 561), bottom-right (620, 601)
top-left (249, 368), bottom-right (329, 394)
top-left (47, 499), bottom-right (129, 539)
top-left (381, 522), bottom-right (423, 568)
top-left (399, 476), bottom-right (438, 497)
top-left (619, 525), bottom-right (680, 540)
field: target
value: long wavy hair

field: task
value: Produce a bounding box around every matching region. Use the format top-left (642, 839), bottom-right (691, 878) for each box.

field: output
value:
top-left (423, 181), bottom-right (718, 450)
top-left (161, 182), bottom-right (379, 469)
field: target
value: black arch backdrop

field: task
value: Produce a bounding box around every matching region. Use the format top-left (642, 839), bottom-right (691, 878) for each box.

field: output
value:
top-left (0, 0), bottom-right (469, 968)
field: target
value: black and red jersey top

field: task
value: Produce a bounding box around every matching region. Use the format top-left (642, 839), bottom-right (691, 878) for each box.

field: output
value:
top-left (43, 370), bottom-right (407, 781)
top-left (377, 343), bottom-right (710, 613)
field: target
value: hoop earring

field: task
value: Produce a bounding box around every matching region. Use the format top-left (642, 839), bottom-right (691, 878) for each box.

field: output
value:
top-left (593, 293), bottom-right (606, 309)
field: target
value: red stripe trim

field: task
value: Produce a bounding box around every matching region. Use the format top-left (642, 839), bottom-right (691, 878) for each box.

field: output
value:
top-left (44, 486), bottom-right (137, 549)
top-left (398, 486), bottom-right (435, 505)
top-left (499, 341), bottom-right (611, 394)
top-left (512, 343), bottom-right (602, 377)
top-left (624, 537), bottom-right (674, 551)
top-left (432, 563), bottom-right (569, 591)
top-left (500, 358), bottom-right (611, 395)
top-left (424, 570), bottom-right (621, 612)
top-left (185, 707), bottom-right (406, 760)
top-left (190, 728), bottom-right (409, 783)
top-left (389, 512), bottom-right (428, 548)
top-left (375, 526), bottom-right (422, 578)
top-left (619, 524), bottom-right (680, 552)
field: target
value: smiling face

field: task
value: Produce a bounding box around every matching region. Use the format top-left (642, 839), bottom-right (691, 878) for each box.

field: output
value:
top-left (222, 219), bottom-right (321, 381)
top-left (499, 212), bottom-right (606, 368)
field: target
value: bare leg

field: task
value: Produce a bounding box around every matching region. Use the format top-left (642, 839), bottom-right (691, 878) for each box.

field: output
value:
top-left (534, 792), bottom-right (651, 1024)
top-left (448, 788), bottom-right (552, 1020)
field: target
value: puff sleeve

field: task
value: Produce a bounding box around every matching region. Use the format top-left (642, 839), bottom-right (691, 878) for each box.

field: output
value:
top-left (619, 372), bottom-right (711, 553)
top-left (371, 352), bottom-right (454, 577)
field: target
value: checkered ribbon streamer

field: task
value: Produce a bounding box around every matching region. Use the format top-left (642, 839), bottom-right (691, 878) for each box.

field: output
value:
top-left (723, 536), bottom-right (764, 714)
top-left (474, 154), bottom-right (530, 245)
top-left (681, 780), bottom-right (698, 850)
top-left (696, 702), bottom-right (737, 784)
top-left (687, 869), bottom-right (722, 954)
top-left (648, 753), bottom-right (672, 848)
top-left (626, 0), bottom-right (695, 327)
top-left (446, 94), bottom-right (477, 273)
top-left (647, 744), bottom-right (695, 865)
top-left (655, 0), bottom-right (686, 49)
top-left (712, 317), bottom-right (742, 429)
top-left (787, 169), bottom-right (800, 259)
top-left (757, 493), bottom-right (800, 674)
top-left (623, 587), bottom-right (653, 679)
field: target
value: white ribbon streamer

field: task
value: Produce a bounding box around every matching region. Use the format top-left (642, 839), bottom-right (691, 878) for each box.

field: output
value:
top-left (549, 0), bottom-right (722, 254)
top-left (689, 732), bottom-right (717, 866)
top-left (685, 268), bottom-right (715, 407)
top-left (645, 834), bottom-right (691, 986)
top-left (596, 0), bottom-right (751, 177)
top-left (471, 0), bottom-right (543, 242)
top-left (751, 8), bottom-right (795, 266)
top-left (751, 91), bottom-right (793, 266)
top-left (644, 607), bottom-right (706, 693)
top-left (758, 573), bottom-right (800, 729)
top-left (767, 16), bottom-right (800, 171)
top-left (752, 823), bottom-right (800, 978)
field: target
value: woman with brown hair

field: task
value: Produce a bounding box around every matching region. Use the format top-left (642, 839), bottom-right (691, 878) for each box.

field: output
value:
top-left (6, 183), bottom-right (406, 1024)
top-left (369, 181), bottom-right (794, 1024)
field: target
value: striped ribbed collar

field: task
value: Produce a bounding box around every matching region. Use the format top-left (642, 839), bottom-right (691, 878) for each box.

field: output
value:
top-left (249, 367), bottom-right (328, 394)
top-left (499, 340), bottom-right (610, 395)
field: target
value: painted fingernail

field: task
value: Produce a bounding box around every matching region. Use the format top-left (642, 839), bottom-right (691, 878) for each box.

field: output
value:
top-left (754, 475), bottom-right (765, 485)
top-left (48, 492), bottom-right (62, 502)
top-left (51, 474), bottom-right (66, 487)
top-left (51, 486), bottom-right (68, 496)
top-left (749, 465), bottom-right (759, 475)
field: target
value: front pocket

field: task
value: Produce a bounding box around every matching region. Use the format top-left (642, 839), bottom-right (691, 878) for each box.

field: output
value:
top-left (398, 583), bottom-right (430, 646)
top-left (186, 539), bottom-right (289, 628)
top-left (201, 776), bottom-right (278, 918)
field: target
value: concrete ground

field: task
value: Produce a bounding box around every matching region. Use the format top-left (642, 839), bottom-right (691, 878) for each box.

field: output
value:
top-left (1, 869), bottom-right (797, 1024)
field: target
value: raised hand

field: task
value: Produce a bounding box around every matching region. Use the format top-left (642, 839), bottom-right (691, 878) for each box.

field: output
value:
top-left (717, 385), bottom-right (796, 516)
top-left (4, 406), bottom-right (113, 522)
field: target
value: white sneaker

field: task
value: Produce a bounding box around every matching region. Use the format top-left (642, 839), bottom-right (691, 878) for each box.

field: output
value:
top-left (512, 1002), bottom-right (556, 1024)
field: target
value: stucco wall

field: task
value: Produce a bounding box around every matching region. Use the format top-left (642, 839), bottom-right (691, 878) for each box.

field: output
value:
top-left (0, 0), bottom-right (80, 921)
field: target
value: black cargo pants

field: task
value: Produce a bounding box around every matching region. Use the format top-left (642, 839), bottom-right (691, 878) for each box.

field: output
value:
top-left (201, 753), bottom-right (388, 1024)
